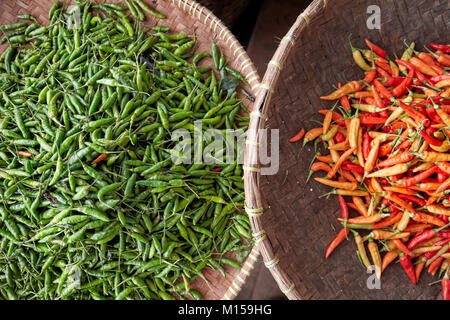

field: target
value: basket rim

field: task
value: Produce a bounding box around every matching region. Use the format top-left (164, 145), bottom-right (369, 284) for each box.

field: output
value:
top-left (243, 0), bottom-right (328, 300)
top-left (0, 0), bottom-right (261, 301)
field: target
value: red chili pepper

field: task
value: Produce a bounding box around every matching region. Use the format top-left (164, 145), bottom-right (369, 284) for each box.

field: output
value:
top-left (397, 100), bottom-right (429, 126)
top-left (429, 42), bottom-right (450, 53)
top-left (443, 270), bottom-right (450, 300)
top-left (337, 82), bottom-right (352, 111)
top-left (334, 131), bottom-right (345, 143)
top-left (338, 195), bottom-right (349, 219)
top-left (430, 75), bottom-right (450, 84)
top-left (397, 194), bottom-right (426, 207)
top-left (375, 60), bottom-right (392, 75)
top-left (211, 167), bottom-right (221, 172)
top-left (426, 106), bottom-right (443, 123)
top-left (341, 162), bottom-right (365, 174)
top-left (401, 166), bottom-right (438, 187)
top-left (363, 69), bottom-right (377, 84)
top-left (373, 79), bottom-right (393, 100)
top-left (325, 228), bottom-right (349, 259)
top-left (289, 129), bottom-right (305, 142)
top-left (437, 172), bottom-right (447, 183)
top-left (382, 76), bottom-right (404, 87)
top-left (415, 69), bottom-right (427, 84)
top-left (428, 256), bottom-right (444, 276)
top-left (392, 68), bottom-right (414, 97)
top-left (399, 253), bottom-right (417, 284)
top-left (359, 114), bottom-right (388, 125)
top-left (376, 66), bottom-right (390, 78)
top-left (423, 239), bottom-right (450, 259)
top-left (419, 130), bottom-right (443, 146)
top-left (364, 38), bottom-right (387, 58)
top-left (407, 223), bottom-right (450, 250)
top-left (436, 232), bottom-right (450, 239)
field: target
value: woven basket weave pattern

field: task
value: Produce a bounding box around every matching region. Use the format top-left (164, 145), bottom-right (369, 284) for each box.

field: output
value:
top-left (245, 0), bottom-right (450, 299)
top-left (0, 0), bottom-right (260, 300)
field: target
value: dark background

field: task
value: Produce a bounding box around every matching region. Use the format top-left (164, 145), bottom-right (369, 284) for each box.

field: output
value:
top-left (206, 0), bottom-right (313, 300)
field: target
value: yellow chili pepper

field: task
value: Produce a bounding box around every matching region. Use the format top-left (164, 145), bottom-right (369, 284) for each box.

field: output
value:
top-left (366, 163), bottom-right (409, 178)
top-left (368, 238), bottom-right (382, 280)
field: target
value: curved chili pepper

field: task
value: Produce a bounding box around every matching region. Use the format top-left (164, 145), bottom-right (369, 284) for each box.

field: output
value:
top-left (382, 76), bottom-right (405, 87)
top-left (338, 195), bottom-right (349, 220)
top-left (338, 83), bottom-right (352, 111)
top-left (401, 166), bottom-right (438, 187)
top-left (399, 253), bottom-right (417, 284)
top-left (91, 153), bottom-right (108, 165)
top-left (393, 239), bottom-right (414, 257)
top-left (378, 150), bottom-right (413, 168)
top-left (381, 251), bottom-right (399, 272)
top-left (289, 129), bottom-right (305, 142)
top-left (363, 69), bottom-right (377, 84)
top-left (359, 114), bottom-right (388, 125)
top-left (396, 100), bottom-right (429, 126)
top-left (367, 238), bottom-right (382, 279)
top-left (430, 74), bottom-right (450, 84)
top-left (425, 105), bottom-right (443, 123)
top-left (320, 81), bottom-right (361, 100)
top-left (397, 193), bottom-right (426, 207)
top-left (325, 227), bottom-right (349, 259)
top-left (437, 53), bottom-right (450, 67)
top-left (371, 212), bottom-right (402, 229)
top-left (409, 57), bottom-right (438, 77)
top-left (407, 223), bottom-right (450, 250)
top-left (373, 79), bottom-right (393, 100)
top-left (428, 256), bottom-right (444, 276)
top-left (392, 67), bottom-right (414, 97)
top-left (429, 42), bottom-right (450, 53)
top-left (364, 38), bottom-right (387, 58)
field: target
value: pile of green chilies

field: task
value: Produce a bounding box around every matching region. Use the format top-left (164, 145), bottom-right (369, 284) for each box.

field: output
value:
top-left (0, 0), bottom-right (253, 300)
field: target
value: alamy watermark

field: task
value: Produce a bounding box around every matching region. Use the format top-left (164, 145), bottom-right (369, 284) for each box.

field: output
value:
top-left (366, 5), bottom-right (381, 30)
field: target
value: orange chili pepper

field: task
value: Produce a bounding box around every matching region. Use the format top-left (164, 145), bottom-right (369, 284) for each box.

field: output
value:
top-left (369, 230), bottom-right (410, 240)
top-left (303, 127), bottom-right (323, 146)
top-left (371, 212), bottom-right (403, 229)
top-left (327, 146), bottom-right (357, 179)
top-left (339, 213), bottom-right (384, 225)
top-left (381, 251), bottom-right (399, 272)
top-left (409, 57), bottom-right (438, 76)
top-left (310, 161), bottom-right (331, 173)
top-left (91, 153), bottom-right (108, 165)
top-left (289, 129), bottom-right (305, 142)
top-left (18, 151), bottom-right (32, 157)
top-left (320, 81), bottom-right (361, 100)
top-left (314, 177), bottom-right (357, 191)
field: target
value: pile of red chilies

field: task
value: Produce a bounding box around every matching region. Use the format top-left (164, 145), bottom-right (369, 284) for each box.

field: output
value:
top-left (290, 39), bottom-right (450, 299)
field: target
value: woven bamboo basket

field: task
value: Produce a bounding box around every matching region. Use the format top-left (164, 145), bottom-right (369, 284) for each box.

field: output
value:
top-left (0, 0), bottom-right (261, 300)
top-left (245, 0), bottom-right (450, 299)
